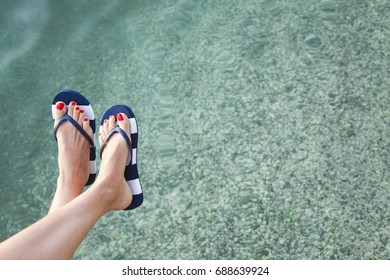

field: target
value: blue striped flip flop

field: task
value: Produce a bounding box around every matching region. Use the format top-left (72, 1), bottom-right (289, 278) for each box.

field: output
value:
top-left (100, 105), bottom-right (143, 210)
top-left (52, 89), bottom-right (96, 185)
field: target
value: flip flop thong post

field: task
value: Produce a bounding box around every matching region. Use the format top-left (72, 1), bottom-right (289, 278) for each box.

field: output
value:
top-left (100, 105), bottom-right (143, 210)
top-left (51, 89), bottom-right (96, 185)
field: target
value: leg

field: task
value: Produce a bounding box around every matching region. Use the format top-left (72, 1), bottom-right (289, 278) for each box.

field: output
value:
top-left (0, 113), bottom-right (132, 259)
top-left (49, 101), bottom-right (93, 213)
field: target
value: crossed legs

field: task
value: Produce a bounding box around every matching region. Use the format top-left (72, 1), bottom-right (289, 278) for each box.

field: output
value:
top-left (0, 102), bottom-right (132, 259)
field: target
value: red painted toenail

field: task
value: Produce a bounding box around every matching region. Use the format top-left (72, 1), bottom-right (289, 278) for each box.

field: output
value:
top-left (70, 101), bottom-right (76, 106)
top-left (56, 102), bottom-right (65, 110)
top-left (104, 119), bottom-right (107, 123)
top-left (75, 106), bottom-right (80, 111)
top-left (117, 113), bottom-right (124, 121)
top-left (80, 110), bottom-right (84, 113)
top-left (83, 117), bottom-right (88, 122)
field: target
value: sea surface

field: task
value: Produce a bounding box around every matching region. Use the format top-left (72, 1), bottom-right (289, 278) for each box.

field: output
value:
top-left (0, 0), bottom-right (389, 259)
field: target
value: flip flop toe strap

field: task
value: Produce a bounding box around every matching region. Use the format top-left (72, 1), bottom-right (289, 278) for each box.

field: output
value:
top-left (54, 114), bottom-right (95, 147)
top-left (100, 127), bottom-right (132, 162)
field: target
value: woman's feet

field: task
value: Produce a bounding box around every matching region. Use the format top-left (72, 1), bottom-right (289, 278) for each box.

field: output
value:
top-left (96, 113), bottom-right (133, 211)
top-left (49, 101), bottom-right (93, 212)
top-left (50, 101), bottom-right (132, 212)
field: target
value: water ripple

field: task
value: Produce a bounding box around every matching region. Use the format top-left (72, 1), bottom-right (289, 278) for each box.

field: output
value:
top-left (162, 1), bottom-right (197, 41)
top-left (260, 0), bottom-right (282, 17)
top-left (0, 0), bottom-right (48, 72)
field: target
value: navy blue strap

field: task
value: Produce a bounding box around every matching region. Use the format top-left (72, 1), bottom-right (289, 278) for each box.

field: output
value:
top-left (100, 127), bottom-right (132, 161)
top-left (54, 114), bottom-right (94, 147)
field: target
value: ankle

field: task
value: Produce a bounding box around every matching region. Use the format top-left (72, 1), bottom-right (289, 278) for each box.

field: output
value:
top-left (92, 176), bottom-right (133, 211)
top-left (57, 174), bottom-right (85, 192)
top-left (91, 178), bottom-right (118, 211)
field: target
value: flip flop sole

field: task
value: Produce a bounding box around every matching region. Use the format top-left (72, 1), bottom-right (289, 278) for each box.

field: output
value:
top-left (100, 105), bottom-right (143, 210)
top-left (52, 89), bottom-right (96, 185)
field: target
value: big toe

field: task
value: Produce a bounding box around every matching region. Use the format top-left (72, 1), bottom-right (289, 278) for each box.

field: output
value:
top-left (53, 102), bottom-right (67, 126)
top-left (117, 113), bottom-right (131, 137)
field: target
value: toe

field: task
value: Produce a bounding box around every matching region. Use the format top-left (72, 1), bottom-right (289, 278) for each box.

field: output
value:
top-left (78, 110), bottom-right (85, 125)
top-left (102, 118), bottom-right (109, 137)
top-left (68, 101), bottom-right (77, 117)
top-left (98, 122), bottom-right (105, 144)
top-left (99, 118), bottom-right (110, 147)
top-left (82, 116), bottom-right (93, 140)
top-left (108, 115), bottom-right (116, 132)
top-left (117, 113), bottom-right (131, 137)
top-left (53, 101), bottom-right (67, 126)
top-left (73, 105), bottom-right (81, 123)
top-left (99, 131), bottom-right (104, 146)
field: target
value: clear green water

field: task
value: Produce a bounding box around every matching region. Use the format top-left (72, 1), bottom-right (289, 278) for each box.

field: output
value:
top-left (0, 0), bottom-right (390, 259)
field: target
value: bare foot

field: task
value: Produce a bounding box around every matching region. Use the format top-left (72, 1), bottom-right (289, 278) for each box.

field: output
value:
top-left (49, 101), bottom-right (93, 212)
top-left (96, 113), bottom-right (132, 210)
